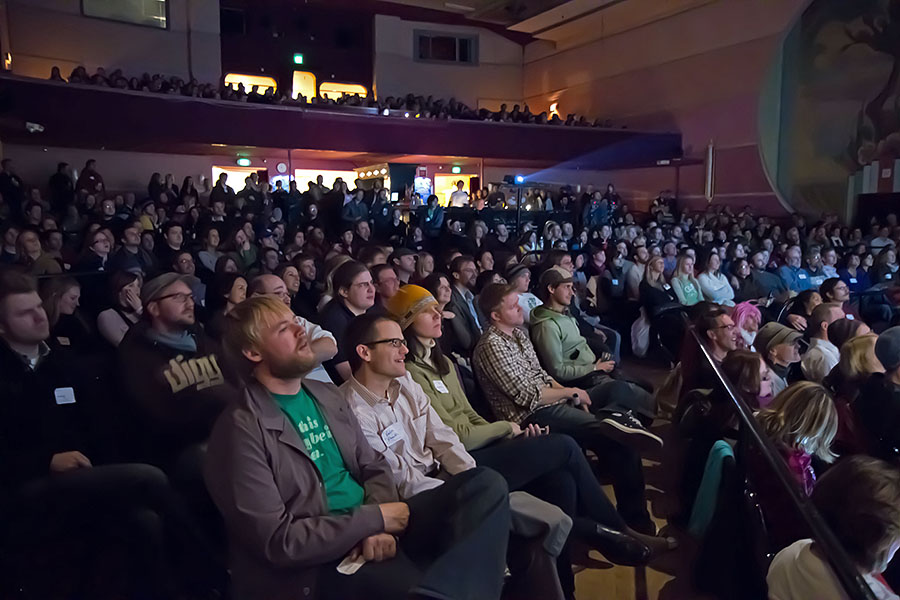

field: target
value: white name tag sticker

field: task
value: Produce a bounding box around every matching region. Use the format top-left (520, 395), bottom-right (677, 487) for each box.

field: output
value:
top-left (381, 423), bottom-right (407, 447)
top-left (798, 273), bottom-right (807, 280)
top-left (433, 380), bottom-right (450, 394)
top-left (846, 314), bottom-right (854, 320)
top-left (850, 278), bottom-right (858, 284)
top-left (663, 283), bottom-right (672, 290)
top-left (54, 387), bottom-right (76, 405)
top-left (611, 279), bottom-right (619, 286)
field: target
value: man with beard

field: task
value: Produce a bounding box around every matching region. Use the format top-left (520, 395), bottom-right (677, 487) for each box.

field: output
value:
top-left (204, 296), bottom-right (511, 600)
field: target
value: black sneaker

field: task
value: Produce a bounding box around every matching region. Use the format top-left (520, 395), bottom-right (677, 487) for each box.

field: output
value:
top-left (597, 410), bottom-right (663, 454)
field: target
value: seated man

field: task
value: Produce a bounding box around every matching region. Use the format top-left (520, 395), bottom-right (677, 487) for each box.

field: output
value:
top-left (319, 260), bottom-right (376, 383)
top-left (205, 296), bottom-right (511, 600)
top-left (445, 255), bottom-right (484, 357)
top-left (800, 302), bottom-right (845, 383)
top-left (778, 245), bottom-right (813, 293)
top-left (530, 266), bottom-right (655, 421)
top-left (370, 264), bottom-right (400, 316)
top-left (855, 326), bottom-right (900, 461)
top-left (473, 283), bottom-right (660, 533)
top-left (0, 269), bottom-right (222, 598)
top-left (118, 272), bottom-right (239, 472)
top-left (342, 313), bottom-right (583, 600)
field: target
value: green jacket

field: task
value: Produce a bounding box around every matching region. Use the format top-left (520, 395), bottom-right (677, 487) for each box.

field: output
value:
top-left (529, 304), bottom-right (596, 382)
top-left (406, 354), bottom-right (512, 451)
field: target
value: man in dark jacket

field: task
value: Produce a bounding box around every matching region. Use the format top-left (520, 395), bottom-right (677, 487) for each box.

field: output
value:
top-left (118, 273), bottom-right (238, 472)
top-left (205, 296), bottom-right (511, 600)
top-left (445, 255), bottom-right (483, 356)
top-left (0, 269), bottom-right (223, 597)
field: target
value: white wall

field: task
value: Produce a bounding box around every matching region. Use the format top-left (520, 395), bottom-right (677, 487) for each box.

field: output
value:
top-left (374, 14), bottom-right (523, 109)
top-left (4, 0), bottom-right (221, 84)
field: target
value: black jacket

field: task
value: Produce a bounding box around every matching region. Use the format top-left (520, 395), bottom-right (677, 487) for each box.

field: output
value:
top-left (855, 373), bottom-right (900, 461)
top-left (0, 341), bottom-right (113, 503)
top-left (117, 322), bottom-right (238, 469)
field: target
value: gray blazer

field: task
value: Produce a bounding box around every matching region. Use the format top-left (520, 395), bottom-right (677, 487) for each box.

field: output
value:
top-left (446, 286), bottom-right (483, 354)
top-left (204, 378), bottom-right (399, 600)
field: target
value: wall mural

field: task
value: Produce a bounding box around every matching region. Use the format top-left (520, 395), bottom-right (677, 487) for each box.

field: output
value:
top-left (760, 0), bottom-right (900, 218)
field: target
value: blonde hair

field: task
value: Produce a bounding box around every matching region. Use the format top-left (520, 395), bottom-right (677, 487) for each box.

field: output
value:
top-left (643, 256), bottom-right (666, 287)
top-left (223, 295), bottom-right (294, 359)
top-left (836, 333), bottom-right (884, 383)
top-left (756, 381), bottom-right (839, 462)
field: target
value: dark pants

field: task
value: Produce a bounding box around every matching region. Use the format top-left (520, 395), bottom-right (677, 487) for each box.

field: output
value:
top-left (1, 463), bottom-right (224, 599)
top-left (566, 372), bottom-right (656, 421)
top-left (522, 404), bottom-right (652, 530)
top-left (319, 467), bottom-right (510, 600)
top-left (472, 434), bottom-right (628, 599)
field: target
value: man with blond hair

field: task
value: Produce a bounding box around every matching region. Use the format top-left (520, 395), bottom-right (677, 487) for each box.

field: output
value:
top-left (204, 296), bottom-right (511, 600)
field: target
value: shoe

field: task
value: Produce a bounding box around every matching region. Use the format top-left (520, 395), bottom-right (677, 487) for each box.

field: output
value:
top-left (582, 523), bottom-right (651, 566)
top-left (597, 410), bottom-right (663, 454)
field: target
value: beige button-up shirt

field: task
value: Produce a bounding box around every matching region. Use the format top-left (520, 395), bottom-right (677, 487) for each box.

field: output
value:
top-left (341, 372), bottom-right (476, 499)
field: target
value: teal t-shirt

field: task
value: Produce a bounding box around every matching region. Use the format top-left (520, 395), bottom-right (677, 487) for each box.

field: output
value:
top-left (272, 389), bottom-right (365, 514)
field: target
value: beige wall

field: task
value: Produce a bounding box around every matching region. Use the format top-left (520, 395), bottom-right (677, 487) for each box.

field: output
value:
top-left (4, 0), bottom-right (221, 83)
top-left (374, 14), bottom-right (523, 109)
top-left (522, 0), bottom-right (806, 214)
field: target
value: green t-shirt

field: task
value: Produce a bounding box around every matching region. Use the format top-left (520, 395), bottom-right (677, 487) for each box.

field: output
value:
top-left (272, 388), bottom-right (365, 514)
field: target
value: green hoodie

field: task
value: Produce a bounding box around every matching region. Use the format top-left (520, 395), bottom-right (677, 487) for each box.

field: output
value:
top-left (529, 304), bottom-right (596, 382)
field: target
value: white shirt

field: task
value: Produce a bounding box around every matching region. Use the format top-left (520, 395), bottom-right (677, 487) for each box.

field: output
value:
top-left (518, 292), bottom-right (542, 324)
top-left (341, 372), bottom-right (476, 499)
top-left (801, 337), bottom-right (840, 383)
top-left (448, 190), bottom-right (469, 208)
top-left (768, 539), bottom-right (898, 600)
top-left (296, 315), bottom-right (336, 384)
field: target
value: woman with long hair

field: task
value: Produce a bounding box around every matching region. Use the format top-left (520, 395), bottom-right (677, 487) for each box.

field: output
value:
top-left (316, 254), bottom-right (353, 311)
top-left (40, 276), bottom-right (97, 350)
top-left (179, 176), bottom-right (199, 205)
top-left (411, 251), bottom-right (434, 284)
top-left (639, 255), bottom-right (685, 358)
top-left (96, 271), bottom-right (143, 347)
top-left (197, 226), bottom-right (222, 274)
top-left (697, 249), bottom-right (735, 306)
top-left (872, 247), bottom-right (898, 284)
top-left (204, 272), bottom-right (247, 340)
top-left (16, 228), bottom-right (62, 275)
top-left (670, 254), bottom-right (702, 307)
top-left (74, 229), bottom-right (111, 272)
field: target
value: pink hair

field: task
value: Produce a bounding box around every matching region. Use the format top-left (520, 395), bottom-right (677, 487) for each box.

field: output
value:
top-left (731, 302), bottom-right (761, 347)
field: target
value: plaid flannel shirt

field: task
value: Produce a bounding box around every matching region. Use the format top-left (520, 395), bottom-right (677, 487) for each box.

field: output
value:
top-left (472, 325), bottom-right (559, 424)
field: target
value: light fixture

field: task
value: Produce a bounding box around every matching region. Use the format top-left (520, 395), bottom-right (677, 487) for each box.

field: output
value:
top-left (293, 53), bottom-right (304, 65)
top-left (404, 112), bottom-right (410, 118)
top-left (380, 168), bottom-right (387, 175)
top-left (276, 162), bottom-right (288, 174)
top-left (382, 108), bottom-right (390, 116)
top-left (236, 157), bottom-right (251, 167)
top-left (451, 166), bottom-right (461, 174)
top-left (515, 175), bottom-right (525, 184)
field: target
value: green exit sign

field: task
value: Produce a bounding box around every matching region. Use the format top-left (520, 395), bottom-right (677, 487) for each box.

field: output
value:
top-left (293, 53), bottom-right (304, 65)
top-left (451, 166), bottom-right (461, 174)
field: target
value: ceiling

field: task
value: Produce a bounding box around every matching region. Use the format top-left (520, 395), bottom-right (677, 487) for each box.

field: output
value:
top-left (380, 0), bottom-right (715, 46)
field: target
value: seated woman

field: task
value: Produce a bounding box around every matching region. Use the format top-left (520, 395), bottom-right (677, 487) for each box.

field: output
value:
top-left (203, 272), bottom-right (247, 340)
top-left (750, 381), bottom-right (839, 550)
top-left (823, 333), bottom-right (883, 455)
top-left (639, 255), bottom-right (686, 358)
top-left (39, 276), bottom-right (100, 352)
top-left (670, 254), bottom-right (703, 308)
top-left (767, 455), bottom-right (900, 600)
top-left (731, 301), bottom-right (762, 351)
top-left (697, 249), bottom-right (735, 307)
top-left (839, 252), bottom-right (872, 294)
top-left (784, 289), bottom-right (823, 333)
top-left (872, 247), bottom-right (899, 285)
top-left (385, 285), bottom-right (675, 573)
top-left (16, 228), bottom-right (62, 275)
top-left (96, 271), bottom-right (143, 347)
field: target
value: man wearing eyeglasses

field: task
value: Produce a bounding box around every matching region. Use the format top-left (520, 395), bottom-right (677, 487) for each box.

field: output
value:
top-left (118, 272), bottom-right (239, 474)
top-left (341, 313), bottom-right (575, 600)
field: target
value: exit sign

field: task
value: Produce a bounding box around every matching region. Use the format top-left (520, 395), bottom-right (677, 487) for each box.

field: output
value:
top-left (293, 53), bottom-right (304, 65)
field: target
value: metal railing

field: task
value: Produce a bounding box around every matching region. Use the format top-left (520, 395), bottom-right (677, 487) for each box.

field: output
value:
top-left (689, 327), bottom-right (877, 600)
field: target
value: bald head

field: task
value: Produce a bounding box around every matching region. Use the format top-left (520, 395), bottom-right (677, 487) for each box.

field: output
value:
top-left (249, 274), bottom-right (291, 306)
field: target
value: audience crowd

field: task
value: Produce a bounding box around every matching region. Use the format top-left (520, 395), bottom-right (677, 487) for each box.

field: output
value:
top-left (1, 153), bottom-right (900, 599)
top-left (48, 65), bottom-right (616, 128)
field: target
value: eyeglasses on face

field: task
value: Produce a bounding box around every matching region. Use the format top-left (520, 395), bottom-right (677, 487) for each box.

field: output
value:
top-left (155, 292), bottom-right (194, 305)
top-left (364, 338), bottom-right (407, 348)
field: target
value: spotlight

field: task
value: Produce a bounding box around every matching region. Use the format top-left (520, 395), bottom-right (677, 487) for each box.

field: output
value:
top-left (515, 175), bottom-right (525, 184)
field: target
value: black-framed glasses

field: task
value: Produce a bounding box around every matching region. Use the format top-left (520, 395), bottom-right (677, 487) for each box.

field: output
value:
top-left (364, 338), bottom-right (407, 348)
top-left (155, 292), bottom-right (194, 304)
